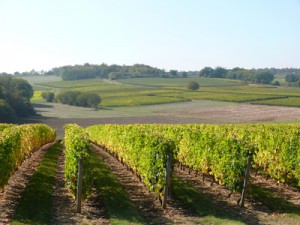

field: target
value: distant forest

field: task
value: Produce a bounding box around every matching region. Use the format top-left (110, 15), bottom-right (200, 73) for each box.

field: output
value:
top-left (7, 63), bottom-right (300, 85)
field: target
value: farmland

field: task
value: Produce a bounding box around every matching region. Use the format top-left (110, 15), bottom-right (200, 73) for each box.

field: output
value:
top-left (25, 75), bottom-right (300, 109)
top-left (1, 123), bottom-right (300, 224)
top-left (16, 75), bottom-right (299, 136)
top-left (1, 75), bottom-right (298, 224)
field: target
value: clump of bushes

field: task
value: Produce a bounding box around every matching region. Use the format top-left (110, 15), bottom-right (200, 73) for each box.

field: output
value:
top-left (41, 91), bottom-right (55, 102)
top-left (187, 81), bottom-right (200, 91)
top-left (55, 91), bottom-right (101, 109)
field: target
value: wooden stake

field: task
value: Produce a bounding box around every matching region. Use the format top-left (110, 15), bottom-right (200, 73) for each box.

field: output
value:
top-left (239, 155), bottom-right (252, 207)
top-left (76, 158), bottom-right (83, 213)
top-left (162, 154), bottom-right (172, 209)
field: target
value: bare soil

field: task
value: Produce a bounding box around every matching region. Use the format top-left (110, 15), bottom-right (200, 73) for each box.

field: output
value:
top-left (158, 104), bottom-right (300, 123)
top-left (92, 144), bottom-right (201, 225)
top-left (50, 146), bottom-right (109, 225)
top-left (0, 142), bottom-right (55, 224)
top-left (20, 102), bottom-right (300, 137)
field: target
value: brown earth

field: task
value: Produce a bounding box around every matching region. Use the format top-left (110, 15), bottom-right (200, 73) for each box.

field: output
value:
top-left (0, 142), bottom-right (55, 224)
top-left (158, 104), bottom-right (300, 124)
top-left (50, 145), bottom-right (109, 225)
top-left (92, 144), bottom-right (200, 225)
top-left (19, 102), bottom-right (300, 137)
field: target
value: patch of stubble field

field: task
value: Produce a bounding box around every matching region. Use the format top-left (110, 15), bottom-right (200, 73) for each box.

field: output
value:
top-left (24, 100), bottom-right (300, 137)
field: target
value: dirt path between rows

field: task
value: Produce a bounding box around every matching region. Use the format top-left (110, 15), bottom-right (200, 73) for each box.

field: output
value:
top-left (50, 145), bottom-right (108, 225)
top-left (175, 166), bottom-right (300, 225)
top-left (92, 144), bottom-right (201, 225)
top-left (0, 142), bottom-right (55, 224)
top-left (1, 141), bottom-right (298, 225)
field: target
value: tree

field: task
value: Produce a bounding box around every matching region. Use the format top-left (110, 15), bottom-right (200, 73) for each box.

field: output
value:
top-left (285, 74), bottom-right (299, 83)
top-left (0, 99), bottom-right (16, 122)
top-left (213, 67), bottom-right (227, 78)
top-left (85, 93), bottom-right (101, 109)
top-left (182, 72), bottom-right (188, 78)
top-left (42, 91), bottom-right (55, 102)
top-left (255, 71), bottom-right (274, 84)
top-left (15, 78), bottom-right (34, 99)
top-left (56, 91), bottom-right (101, 109)
top-left (0, 75), bottom-right (35, 118)
top-left (199, 67), bottom-right (214, 77)
top-left (55, 91), bottom-right (80, 105)
top-left (169, 70), bottom-right (178, 77)
top-left (187, 81), bottom-right (200, 91)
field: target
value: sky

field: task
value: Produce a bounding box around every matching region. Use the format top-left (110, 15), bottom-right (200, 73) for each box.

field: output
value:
top-left (0, 0), bottom-right (300, 73)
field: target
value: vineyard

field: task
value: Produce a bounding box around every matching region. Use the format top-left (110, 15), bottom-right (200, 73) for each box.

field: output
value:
top-left (0, 124), bottom-right (56, 190)
top-left (0, 123), bottom-right (299, 224)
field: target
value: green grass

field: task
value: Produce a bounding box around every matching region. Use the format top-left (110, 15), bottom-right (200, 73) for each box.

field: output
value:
top-left (181, 91), bottom-right (284, 102)
top-left (26, 76), bottom-right (300, 108)
top-left (31, 91), bottom-right (43, 102)
top-left (119, 77), bottom-right (242, 88)
top-left (37, 78), bottom-right (105, 88)
top-left (249, 184), bottom-right (300, 223)
top-left (31, 100), bottom-right (238, 119)
top-left (102, 95), bottom-right (187, 107)
top-left (172, 176), bottom-right (245, 225)
top-left (200, 85), bottom-right (300, 97)
top-left (20, 75), bottom-right (62, 85)
top-left (10, 142), bottom-right (61, 225)
top-left (20, 75), bottom-right (62, 91)
top-left (90, 150), bottom-right (146, 225)
top-left (251, 97), bottom-right (300, 107)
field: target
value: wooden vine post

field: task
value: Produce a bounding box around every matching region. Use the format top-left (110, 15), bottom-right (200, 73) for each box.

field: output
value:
top-left (76, 158), bottom-right (83, 213)
top-left (162, 154), bottom-right (172, 209)
top-left (239, 155), bottom-right (252, 207)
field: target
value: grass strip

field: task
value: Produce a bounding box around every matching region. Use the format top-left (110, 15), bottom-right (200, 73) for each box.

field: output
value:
top-left (90, 150), bottom-right (146, 225)
top-left (11, 142), bottom-right (61, 225)
top-left (172, 176), bottom-right (245, 225)
top-left (249, 184), bottom-right (300, 220)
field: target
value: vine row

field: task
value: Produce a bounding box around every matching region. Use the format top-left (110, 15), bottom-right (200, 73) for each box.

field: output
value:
top-left (0, 124), bottom-right (56, 190)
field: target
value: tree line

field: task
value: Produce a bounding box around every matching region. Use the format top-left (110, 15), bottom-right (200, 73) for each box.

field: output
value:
top-left (199, 67), bottom-right (276, 84)
top-left (0, 74), bottom-right (35, 122)
top-left (46, 63), bottom-right (170, 80)
top-left (199, 67), bottom-right (300, 85)
top-left (52, 64), bottom-right (300, 85)
top-left (7, 63), bottom-right (300, 85)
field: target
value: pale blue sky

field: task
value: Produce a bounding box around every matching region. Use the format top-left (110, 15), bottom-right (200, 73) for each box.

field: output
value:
top-left (0, 0), bottom-right (300, 73)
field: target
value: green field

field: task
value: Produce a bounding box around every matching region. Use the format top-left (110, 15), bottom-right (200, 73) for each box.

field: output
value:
top-left (36, 77), bottom-right (105, 88)
top-left (119, 77), bottom-right (242, 88)
top-left (253, 97), bottom-right (300, 107)
top-left (21, 75), bottom-right (62, 90)
top-left (22, 76), bottom-right (300, 108)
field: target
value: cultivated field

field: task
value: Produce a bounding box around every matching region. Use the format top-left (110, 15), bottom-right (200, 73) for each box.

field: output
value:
top-left (2, 76), bottom-right (299, 224)
top-left (1, 124), bottom-right (299, 225)
top-left (24, 75), bottom-right (300, 108)
top-left (26, 100), bottom-right (300, 137)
